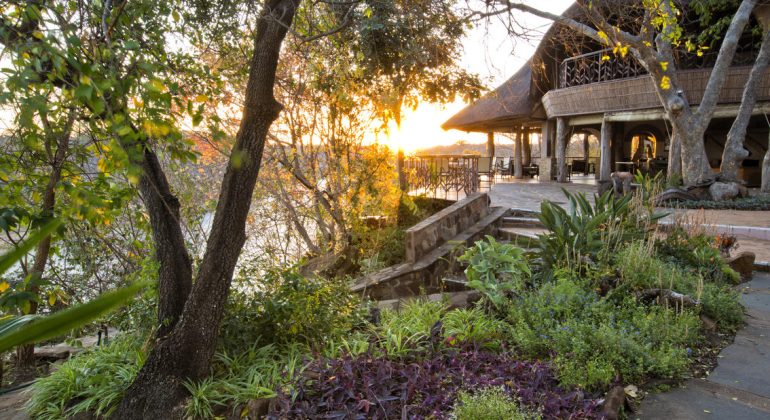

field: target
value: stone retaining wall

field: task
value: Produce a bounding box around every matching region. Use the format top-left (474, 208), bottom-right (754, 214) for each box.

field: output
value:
top-left (405, 193), bottom-right (490, 262)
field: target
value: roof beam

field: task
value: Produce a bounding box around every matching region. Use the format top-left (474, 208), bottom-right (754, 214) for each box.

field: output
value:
top-left (568, 103), bottom-right (770, 126)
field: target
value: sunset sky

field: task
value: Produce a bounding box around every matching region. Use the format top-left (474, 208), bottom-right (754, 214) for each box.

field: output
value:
top-left (0, 1), bottom-right (575, 152)
top-left (387, 0), bottom-right (573, 153)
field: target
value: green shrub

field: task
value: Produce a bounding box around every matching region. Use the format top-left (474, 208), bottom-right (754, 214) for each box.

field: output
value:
top-left (506, 276), bottom-right (700, 390)
top-left (219, 265), bottom-right (364, 353)
top-left (26, 334), bottom-right (145, 419)
top-left (655, 227), bottom-right (740, 284)
top-left (451, 387), bottom-right (539, 420)
top-left (701, 284), bottom-right (744, 331)
top-left (377, 299), bottom-right (446, 357)
top-left (443, 307), bottom-right (506, 350)
top-left (185, 344), bottom-right (305, 419)
top-left (616, 241), bottom-right (744, 331)
top-left (375, 300), bottom-right (507, 356)
top-left (459, 235), bottom-right (530, 313)
top-left (537, 190), bottom-right (647, 270)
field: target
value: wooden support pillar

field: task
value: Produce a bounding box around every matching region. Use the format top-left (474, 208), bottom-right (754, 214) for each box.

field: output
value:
top-left (486, 132), bottom-right (495, 157)
top-left (523, 129), bottom-right (532, 166)
top-left (555, 117), bottom-right (568, 182)
top-left (514, 129), bottom-right (524, 179)
top-left (600, 116), bottom-right (613, 181)
top-left (583, 133), bottom-right (590, 175)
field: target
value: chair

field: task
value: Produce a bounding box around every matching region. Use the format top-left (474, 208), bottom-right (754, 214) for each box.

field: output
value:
top-left (494, 157), bottom-right (511, 178)
top-left (523, 164), bottom-right (539, 178)
top-left (477, 157), bottom-right (495, 188)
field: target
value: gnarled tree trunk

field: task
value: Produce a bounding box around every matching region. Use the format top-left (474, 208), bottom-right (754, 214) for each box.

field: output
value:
top-left (721, 28), bottom-right (770, 181)
top-left (113, 1), bottom-right (299, 418)
top-left (667, 131), bottom-right (682, 183)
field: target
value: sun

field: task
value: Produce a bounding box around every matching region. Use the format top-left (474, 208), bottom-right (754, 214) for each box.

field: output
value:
top-left (382, 100), bottom-right (488, 154)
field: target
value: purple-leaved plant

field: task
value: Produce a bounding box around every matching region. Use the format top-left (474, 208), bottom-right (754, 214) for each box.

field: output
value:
top-left (269, 345), bottom-right (602, 419)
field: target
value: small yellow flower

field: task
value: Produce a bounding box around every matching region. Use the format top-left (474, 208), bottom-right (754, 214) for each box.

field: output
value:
top-left (660, 76), bottom-right (671, 90)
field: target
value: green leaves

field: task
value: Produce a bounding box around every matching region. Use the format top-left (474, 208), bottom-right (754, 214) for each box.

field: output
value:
top-left (459, 235), bottom-right (531, 313)
top-left (0, 281), bottom-right (147, 353)
top-left (537, 190), bottom-right (636, 269)
top-left (0, 219), bottom-right (63, 275)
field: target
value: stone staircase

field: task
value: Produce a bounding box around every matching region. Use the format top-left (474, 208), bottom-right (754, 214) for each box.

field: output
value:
top-left (351, 193), bottom-right (507, 302)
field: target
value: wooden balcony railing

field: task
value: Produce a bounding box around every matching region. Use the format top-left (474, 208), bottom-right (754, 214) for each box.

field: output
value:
top-left (559, 46), bottom-right (759, 89)
top-left (560, 48), bottom-right (647, 88)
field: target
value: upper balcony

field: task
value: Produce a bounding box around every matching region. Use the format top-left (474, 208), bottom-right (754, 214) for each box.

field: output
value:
top-left (559, 49), bottom-right (646, 89)
top-left (558, 47), bottom-right (759, 89)
top-left (543, 47), bottom-right (770, 119)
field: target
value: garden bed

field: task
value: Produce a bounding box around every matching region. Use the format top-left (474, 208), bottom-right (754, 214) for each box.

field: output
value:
top-left (24, 190), bottom-right (748, 420)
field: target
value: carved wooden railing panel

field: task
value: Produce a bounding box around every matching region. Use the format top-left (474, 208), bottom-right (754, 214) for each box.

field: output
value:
top-left (560, 45), bottom-right (759, 89)
top-left (560, 48), bottom-right (647, 88)
top-left (403, 155), bottom-right (479, 197)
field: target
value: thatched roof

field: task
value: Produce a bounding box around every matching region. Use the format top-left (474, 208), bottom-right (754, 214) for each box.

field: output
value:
top-left (440, 1), bottom-right (626, 133)
top-left (440, 64), bottom-right (542, 132)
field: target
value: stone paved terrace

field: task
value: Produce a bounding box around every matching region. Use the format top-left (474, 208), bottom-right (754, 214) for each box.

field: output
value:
top-left (485, 176), bottom-right (770, 262)
top-left (485, 175), bottom-right (597, 211)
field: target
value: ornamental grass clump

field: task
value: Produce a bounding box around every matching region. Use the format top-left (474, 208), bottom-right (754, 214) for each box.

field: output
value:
top-left (452, 387), bottom-right (540, 420)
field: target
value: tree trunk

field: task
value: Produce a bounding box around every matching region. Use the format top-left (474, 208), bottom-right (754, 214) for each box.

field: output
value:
top-left (667, 130), bottom-right (682, 183)
top-left (513, 130), bottom-right (523, 179)
top-left (16, 114), bottom-right (74, 367)
top-left (555, 117), bottom-right (568, 182)
top-left (762, 132), bottom-right (770, 192)
top-left (113, 1), bottom-right (299, 418)
top-left (721, 28), bottom-right (770, 181)
top-left (675, 119), bottom-right (713, 185)
top-left (138, 150), bottom-right (193, 337)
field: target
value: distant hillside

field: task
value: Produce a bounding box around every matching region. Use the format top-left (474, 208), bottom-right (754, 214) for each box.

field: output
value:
top-left (415, 135), bottom-right (598, 159)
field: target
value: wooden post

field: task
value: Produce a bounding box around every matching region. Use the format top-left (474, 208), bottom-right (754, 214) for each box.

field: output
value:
top-left (514, 129), bottom-right (524, 179)
top-left (583, 133), bottom-right (590, 175)
top-left (397, 149), bottom-right (407, 192)
top-left (555, 117), bottom-right (568, 182)
top-left (486, 132), bottom-right (495, 157)
top-left (523, 129), bottom-right (532, 166)
top-left (600, 116), bottom-right (612, 181)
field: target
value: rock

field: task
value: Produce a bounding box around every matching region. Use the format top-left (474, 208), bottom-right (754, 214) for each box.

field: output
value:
top-left (597, 180), bottom-right (613, 196)
top-left (738, 184), bottom-right (749, 198)
top-left (655, 188), bottom-right (697, 204)
top-left (601, 385), bottom-right (627, 420)
top-left (708, 182), bottom-right (741, 202)
top-left (34, 347), bottom-right (73, 361)
top-left (726, 251), bottom-right (755, 280)
top-left (247, 398), bottom-right (272, 418)
top-left (700, 314), bottom-right (718, 332)
top-left (686, 185), bottom-right (712, 201)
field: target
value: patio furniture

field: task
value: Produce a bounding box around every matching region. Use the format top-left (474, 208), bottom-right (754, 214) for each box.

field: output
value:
top-left (523, 164), bottom-right (539, 178)
top-left (495, 157), bottom-right (512, 178)
top-left (477, 156), bottom-right (495, 188)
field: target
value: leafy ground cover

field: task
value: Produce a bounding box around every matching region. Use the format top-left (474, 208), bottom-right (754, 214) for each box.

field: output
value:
top-left (25, 189), bottom-right (745, 419)
top-left (661, 195), bottom-right (770, 210)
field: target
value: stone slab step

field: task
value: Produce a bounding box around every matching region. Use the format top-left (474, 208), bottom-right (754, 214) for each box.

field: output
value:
top-left (501, 216), bottom-right (543, 228)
